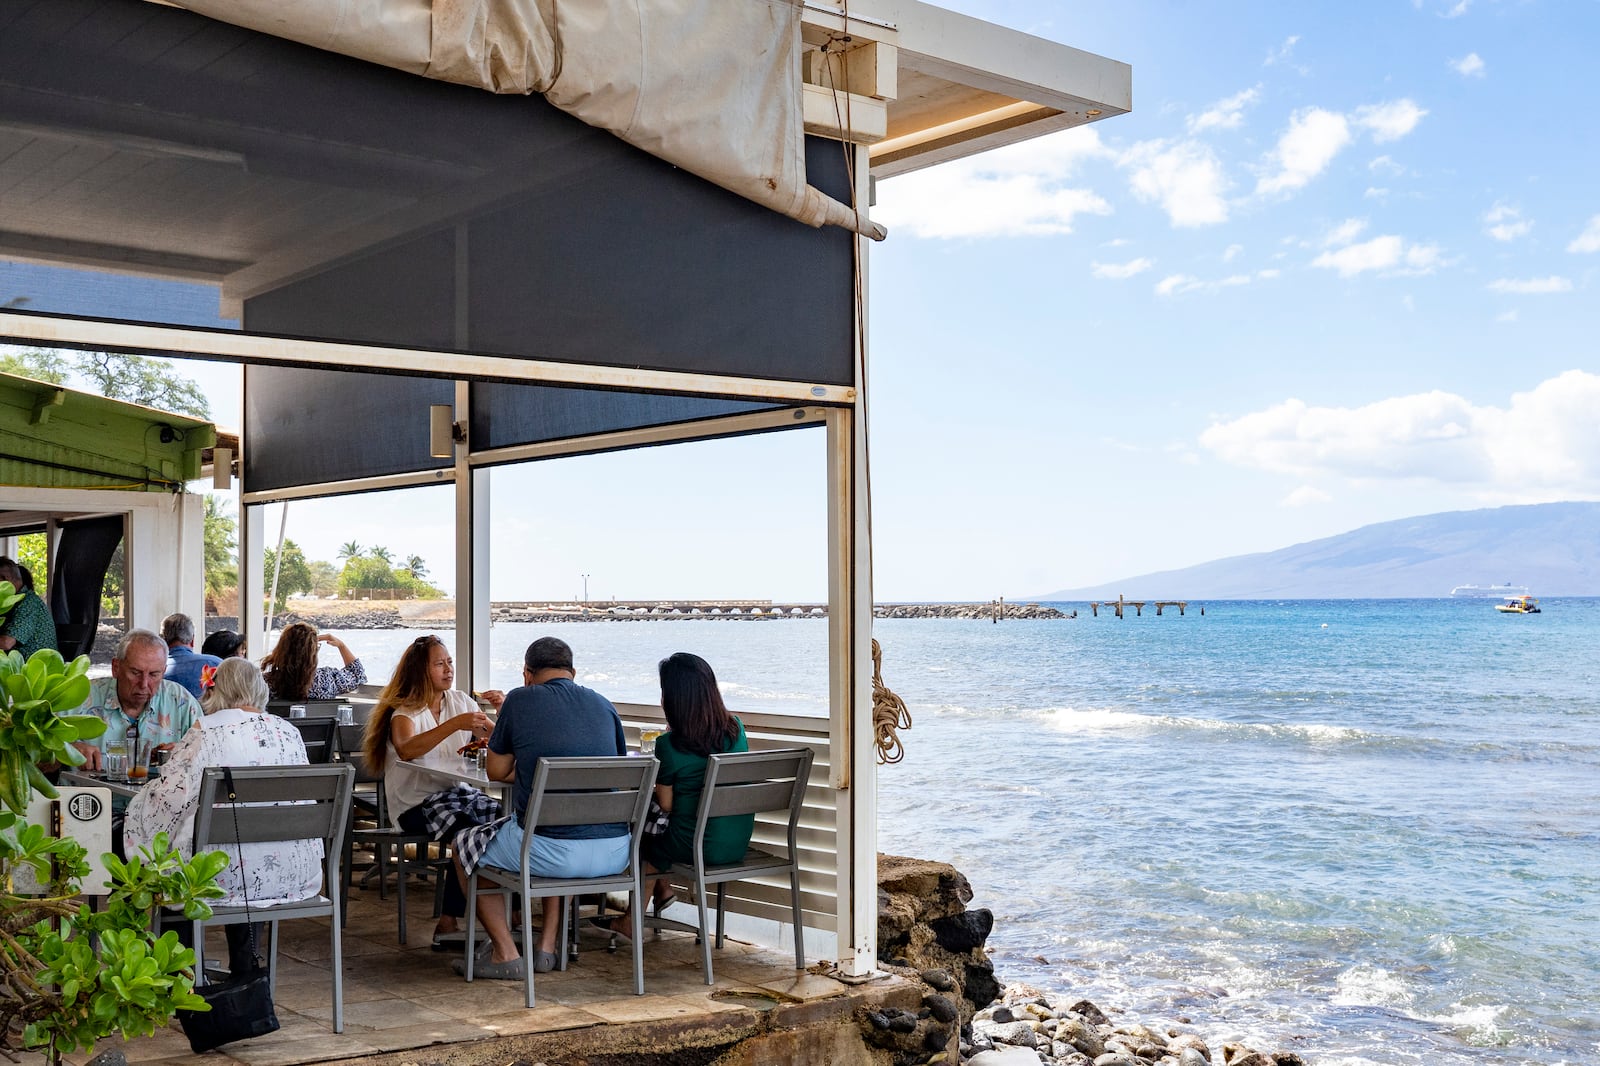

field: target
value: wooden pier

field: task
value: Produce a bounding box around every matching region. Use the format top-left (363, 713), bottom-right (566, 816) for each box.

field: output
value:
top-left (1089, 595), bottom-right (1199, 618)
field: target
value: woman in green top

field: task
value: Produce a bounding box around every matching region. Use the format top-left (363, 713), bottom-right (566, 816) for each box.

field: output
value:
top-left (599, 652), bottom-right (750, 937)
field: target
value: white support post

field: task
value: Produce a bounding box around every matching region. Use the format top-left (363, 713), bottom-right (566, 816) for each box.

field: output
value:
top-left (123, 495), bottom-right (203, 630)
top-left (827, 141), bottom-right (878, 979)
top-left (242, 502), bottom-right (265, 657)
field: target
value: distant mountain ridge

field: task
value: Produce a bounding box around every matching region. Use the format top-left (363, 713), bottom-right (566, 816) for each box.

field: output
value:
top-left (1035, 502), bottom-right (1600, 600)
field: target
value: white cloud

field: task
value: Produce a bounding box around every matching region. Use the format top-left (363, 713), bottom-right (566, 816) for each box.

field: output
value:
top-left (1365, 187), bottom-right (1390, 200)
top-left (1496, 310), bottom-right (1519, 323)
top-left (1569, 215), bottom-right (1600, 254)
top-left (1369, 155), bottom-right (1407, 176)
top-left (1200, 370), bottom-right (1600, 497)
top-left (1155, 270), bottom-right (1278, 297)
top-left (1324, 218), bottom-right (1369, 247)
top-left (1103, 237), bottom-right (1133, 248)
top-left (1121, 139), bottom-right (1231, 227)
top-left (1444, 0), bottom-right (1471, 17)
top-left (1353, 99), bottom-right (1428, 143)
top-left (1487, 276), bottom-right (1573, 294)
top-left (1451, 52), bottom-right (1486, 78)
top-left (1257, 108), bottom-right (1351, 195)
top-left (1223, 243), bottom-right (1244, 263)
top-left (1092, 257), bottom-right (1154, 280)
top-left (1188, 87), bottom-right (1261, 133)
top-left (1483, 202), bottom-right (1532, 242)
top-left (1265, 35), bottom-right (1301, 67)
top-left (873, 127), bottom-right (1114, 238)
top-left (1282, 486), bottom-right (1332, 507)
top-left (1312, 235), bottom-right (1444, 277)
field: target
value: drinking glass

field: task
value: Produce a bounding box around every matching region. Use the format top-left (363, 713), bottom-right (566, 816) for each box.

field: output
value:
top-left (128, 742), bottom-right (152, 784)
top-left (639, 728), bottom-right (662, 755)
top-left (103, 747), bottom-right (127, 782)
top-left (290, 704), bottom-right (308, 719)
top-left (337, 704), bottom-right (355, 726)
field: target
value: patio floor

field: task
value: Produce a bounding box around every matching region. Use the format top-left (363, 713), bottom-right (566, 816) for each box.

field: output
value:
top-left (35, 887), bottom-right (913, 1066)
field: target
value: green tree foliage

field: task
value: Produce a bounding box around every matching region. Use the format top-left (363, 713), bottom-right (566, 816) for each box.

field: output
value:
top-left (307, 559), bottom-right (340, 598)
top-left (369, 546), bottom-right (393, 565)
top-left (73, 352), bottom-right (209, 420)
top-left (14, 532), bottom-right (48, 594)
top-left (338, 553), bottom-right (442, 599)
top-left (401, 554), bottom-right (428, 580)
top-left (0, 600), bottom-right (226, 1060)
top-left (262, 539), bottom-right (313, 612)
top-left (0, 348), bottom-right (68, 385)
top-left (203, 495), bottom-right (237, 598)
top-left (336, 541), bottom-right (364, 560)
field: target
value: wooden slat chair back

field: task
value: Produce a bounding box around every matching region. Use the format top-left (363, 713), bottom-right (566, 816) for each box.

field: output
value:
top-left (464, 756), bottom-right (659, 1009)
top-left (672, 747), bottom-right (814, 984)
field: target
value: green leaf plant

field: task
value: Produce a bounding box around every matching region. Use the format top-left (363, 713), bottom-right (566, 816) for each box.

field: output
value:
top-left (0, 581), bottom-right (227, 1063)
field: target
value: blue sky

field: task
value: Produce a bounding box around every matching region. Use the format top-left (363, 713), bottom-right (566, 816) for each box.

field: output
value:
top-left (12, 0), bottom-right (1600, 603)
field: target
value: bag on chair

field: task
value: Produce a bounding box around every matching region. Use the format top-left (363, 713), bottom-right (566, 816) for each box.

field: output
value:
top-left (176, 767), bottom-right (281, 1052)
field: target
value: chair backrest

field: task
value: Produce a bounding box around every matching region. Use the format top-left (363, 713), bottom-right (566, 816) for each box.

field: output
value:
top-left (519, 756), bottom-right (658, 867)
top-left (335, 724), bottom-right (375, 778)
top-left (192, 764), bottom-right (355, 854)
top-left (290, 717), bottom-right (338, 764)
top-left (697, 748), bottom-right (814, 846)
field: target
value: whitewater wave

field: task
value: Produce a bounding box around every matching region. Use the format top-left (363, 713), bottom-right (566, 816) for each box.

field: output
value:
top-left (1039, 706), bottom-right (1377, 747)
top-left (1332, 964), bottom-right (1416, 1010)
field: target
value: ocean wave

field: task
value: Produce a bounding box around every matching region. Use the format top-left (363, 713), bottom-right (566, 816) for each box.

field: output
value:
top-left (1331, 964), bottom-right (1416, 1010)
top-left (1039, 706), bottom-right (1376, 746)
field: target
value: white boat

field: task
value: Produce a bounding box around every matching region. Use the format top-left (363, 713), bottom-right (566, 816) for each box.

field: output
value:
top-left (1494, 595), bottom-right (1541, 615)
top-left (1451, 583), bottom-right (1529, 598)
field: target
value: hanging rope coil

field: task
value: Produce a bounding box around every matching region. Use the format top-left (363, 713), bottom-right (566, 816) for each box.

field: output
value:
top-left (871, 638), bottom-right (912, 764)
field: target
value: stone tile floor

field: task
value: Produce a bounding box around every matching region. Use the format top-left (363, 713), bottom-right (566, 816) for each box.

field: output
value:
top-left (37, 890), bottom-right (848, 1066)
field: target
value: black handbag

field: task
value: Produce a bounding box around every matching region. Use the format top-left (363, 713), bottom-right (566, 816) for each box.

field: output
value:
top-left (176, 768), bottom-right (281, 1053)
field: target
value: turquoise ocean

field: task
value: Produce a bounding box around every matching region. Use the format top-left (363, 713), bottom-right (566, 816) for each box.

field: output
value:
top-left (327, 599), bottom-right (1600, 1066)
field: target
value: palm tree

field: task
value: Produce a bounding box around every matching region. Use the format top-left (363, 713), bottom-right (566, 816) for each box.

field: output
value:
top-left (370, 546), bottom-right (393, 565)
top-left (337, 541), bottom-right (364, 560)
top-left (403, 554), bottom-right (428, 579)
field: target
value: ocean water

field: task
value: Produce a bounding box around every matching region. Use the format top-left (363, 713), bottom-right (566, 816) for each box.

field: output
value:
top-left (324, 600), bottom-right (1600, 1066)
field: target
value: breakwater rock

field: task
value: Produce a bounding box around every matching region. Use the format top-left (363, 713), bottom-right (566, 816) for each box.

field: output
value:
top-left (877, 854), bottom-right (1000, 1023)
top-left (966, 988), bottom-right (1305, 1066)
top-left (875, 603), bottom-right (1067, 620)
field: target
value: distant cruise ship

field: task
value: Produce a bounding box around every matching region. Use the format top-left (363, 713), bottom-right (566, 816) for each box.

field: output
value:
top-left (1450, 583), bottom-right (1529, 598)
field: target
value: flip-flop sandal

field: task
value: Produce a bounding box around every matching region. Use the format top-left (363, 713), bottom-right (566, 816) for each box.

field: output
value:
top-left (430, 930), bottom-right (488, 952)
top-left (590, 916), bottom-right (633, 945)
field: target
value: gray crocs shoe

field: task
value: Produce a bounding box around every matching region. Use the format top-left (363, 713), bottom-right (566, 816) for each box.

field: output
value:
top-left (452, 954), bottom-right (526, 980)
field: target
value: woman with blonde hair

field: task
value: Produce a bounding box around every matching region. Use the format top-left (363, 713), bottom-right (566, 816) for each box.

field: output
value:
top-left (124, 657), bottom-right (320, 976)
top-left (260, 621), bottom-right (366, 701)
top-left (362, 634), bottom-right (503, 948)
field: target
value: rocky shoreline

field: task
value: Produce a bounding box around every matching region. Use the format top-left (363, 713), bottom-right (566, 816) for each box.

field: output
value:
top-left (876, 855), bottom-right (1305, 1066)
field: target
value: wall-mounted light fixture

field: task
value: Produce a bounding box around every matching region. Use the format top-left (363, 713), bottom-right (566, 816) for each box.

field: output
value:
top-left (429, 404), bottom-right (465, 458)
top-left (213, 447), bottom-right (233, 490)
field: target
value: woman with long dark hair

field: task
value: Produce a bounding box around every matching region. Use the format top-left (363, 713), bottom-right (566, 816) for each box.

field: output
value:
top-left (598, 652), bottom-right (751, 937)
top-left (260, 621), bottom-right (366, 701)
top-left (362, 634), bottom-right (503, 948)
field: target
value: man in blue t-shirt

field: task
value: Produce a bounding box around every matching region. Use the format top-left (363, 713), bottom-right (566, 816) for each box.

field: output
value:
top-left (161, 613), bottom-right (222, 700)
top-left (452, 637), bottom-right (627, 981)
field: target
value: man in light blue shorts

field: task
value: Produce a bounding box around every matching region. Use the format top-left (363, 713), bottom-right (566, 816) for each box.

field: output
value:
top-left (451, 636), bottom-right (627, 980)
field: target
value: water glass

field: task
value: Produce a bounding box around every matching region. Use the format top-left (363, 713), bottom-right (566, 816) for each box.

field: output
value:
top-left (103, 750), bottom-right (127, 782)
top-left (640, 728), bottom-right (662, 755)
top-left (337, 704), bottom-right (355, 726)
top-left (129, 742), bottom-right (152, 784)
top-left (289, 704), bottom-right (308, 719)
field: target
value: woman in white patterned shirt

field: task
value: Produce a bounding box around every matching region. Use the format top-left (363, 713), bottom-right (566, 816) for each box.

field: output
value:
top-left (125, 658), bottom-right (322, 975)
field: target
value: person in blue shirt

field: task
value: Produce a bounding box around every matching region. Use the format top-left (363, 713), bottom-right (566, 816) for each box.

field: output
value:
top-left (162, 613), bottom-right (223, 700)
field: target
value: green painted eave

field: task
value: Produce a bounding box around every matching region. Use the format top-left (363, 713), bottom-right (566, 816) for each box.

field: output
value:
top-left (0, 373), bottom-right (215, 492)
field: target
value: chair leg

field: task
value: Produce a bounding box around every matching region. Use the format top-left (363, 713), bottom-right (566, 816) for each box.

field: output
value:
top-left (191, 920), bottom-right (206, 985)
top-left (396, 845), bottom-right (408, 945)
top-left (789, 867), bottom-right (805, 971)
top-left (329, 905), bottom-right (343, 1034)
top-left (464, 874), bottom-right (478, 982)
top-left (715, 883), bottom-right (727, 948)
top-left (695, 880), bottom-right (714, 985)
top-left (631, 880), bottom-right (645, 996)
top-left (375, 838), bottom-right (389, 900)
top-left (266, 920), bottom-right (279, 995)
top-left (522, 890), bottom-right (537, 1009)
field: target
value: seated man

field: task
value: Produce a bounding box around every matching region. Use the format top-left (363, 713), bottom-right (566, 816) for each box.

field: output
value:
top-left (450, 637), bottom-right (627, 980)
top-left (0, 556), bottom-right (57, 659)
top-left (161, 612), bottom-right (223, 699)
top-left (71, 629), bottom-right (202, 771)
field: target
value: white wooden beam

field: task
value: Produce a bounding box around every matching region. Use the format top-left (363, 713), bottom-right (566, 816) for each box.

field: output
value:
top-left (803, 84), bottom-right (889, 144)
top-left (0, 312), bottom-right (857, 407)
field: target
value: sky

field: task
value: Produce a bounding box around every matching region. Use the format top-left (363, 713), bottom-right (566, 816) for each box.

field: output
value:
top-left (10, 0), bottom-right (1600, 603)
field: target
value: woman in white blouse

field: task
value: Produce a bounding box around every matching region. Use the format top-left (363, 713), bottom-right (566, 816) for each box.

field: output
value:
top-left (125, 657), bottom-right (321, 975)
top-left (362, 634), bottom-right (502, 949)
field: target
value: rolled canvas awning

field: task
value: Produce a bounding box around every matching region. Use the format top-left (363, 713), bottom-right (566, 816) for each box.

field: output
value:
top-left (169, 0), bottom-right (886, 240)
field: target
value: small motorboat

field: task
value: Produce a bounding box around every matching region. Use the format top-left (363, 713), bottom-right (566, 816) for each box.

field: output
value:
top-left (1494, 595), bottom-right (1541, 614)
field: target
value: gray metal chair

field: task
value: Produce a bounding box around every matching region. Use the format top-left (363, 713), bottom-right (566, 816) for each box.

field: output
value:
top-left (161, 764), bottom-right (355, 1033)
top-left (661, 747), bottom-right (814, 984)
top-left (463, 756), bottom-right (658, 1008)
top-left (336, 724), bottom-right (437, 944)
top-left (288, 716), bottom-right (338, 764)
